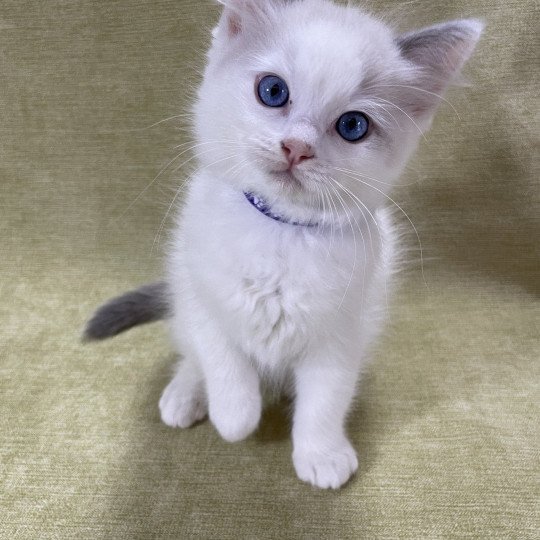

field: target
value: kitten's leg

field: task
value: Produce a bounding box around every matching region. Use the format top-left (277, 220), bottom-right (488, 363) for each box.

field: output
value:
top-left (190, 320), bottom-right (262, 443)
top-left (159, 356), bottom-right (207, 428)
top-left (292, 348), bottom-right (360, 489)
top-left (166, 287), bottom-right (261, 441)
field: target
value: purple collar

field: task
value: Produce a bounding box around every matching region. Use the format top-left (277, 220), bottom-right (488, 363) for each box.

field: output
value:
top-left (244, 192), bottom-right (317, 228)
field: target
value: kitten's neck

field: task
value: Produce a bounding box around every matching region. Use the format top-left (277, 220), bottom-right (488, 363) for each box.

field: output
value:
top-left (194, 171), bottom-right (373, 235)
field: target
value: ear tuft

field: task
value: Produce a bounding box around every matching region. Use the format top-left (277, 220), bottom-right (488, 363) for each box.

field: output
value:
top-left (227, 11), bottom-right (242, 38)
top-left (215, 0), bottom-right (284, 40)
top-left (214, 1), bottom-right (244, 38)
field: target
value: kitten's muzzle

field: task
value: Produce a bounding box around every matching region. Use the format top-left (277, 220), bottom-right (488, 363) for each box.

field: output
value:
top-left (281, 138), bottom-right (315, 169)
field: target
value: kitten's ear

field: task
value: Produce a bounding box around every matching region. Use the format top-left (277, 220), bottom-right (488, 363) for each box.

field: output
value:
top-left (215, 0), bottom-right (277, 40)
top-left (396, 19), bottom-right (484, 116)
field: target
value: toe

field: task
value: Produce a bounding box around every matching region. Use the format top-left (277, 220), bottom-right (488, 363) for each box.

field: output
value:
top-left (293, 442), bottom-right (358, 489)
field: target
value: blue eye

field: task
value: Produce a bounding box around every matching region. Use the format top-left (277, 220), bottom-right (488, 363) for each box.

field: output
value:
top-left (336, 111), bottom-right (370, 142)
top-left (257, 75), bottom-right (289, 108)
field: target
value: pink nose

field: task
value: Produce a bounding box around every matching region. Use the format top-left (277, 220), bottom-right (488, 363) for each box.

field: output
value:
top-left (281, 138), bottom-right (315, 168)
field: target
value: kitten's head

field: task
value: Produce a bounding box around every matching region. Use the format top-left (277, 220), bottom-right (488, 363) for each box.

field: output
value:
top-left (193, 0), bottom-right (483, 222)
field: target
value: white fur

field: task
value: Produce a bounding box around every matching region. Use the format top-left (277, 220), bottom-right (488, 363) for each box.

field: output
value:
top-left (158, 0), bottom-right (482, 489)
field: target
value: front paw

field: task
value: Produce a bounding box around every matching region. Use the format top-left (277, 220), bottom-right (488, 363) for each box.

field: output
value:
top-left (159, 379), bottom-right (207, 429)
top-left (210, 394), bottom-right (261, 443)
top-left (292, 440), bottom-right (358, 489)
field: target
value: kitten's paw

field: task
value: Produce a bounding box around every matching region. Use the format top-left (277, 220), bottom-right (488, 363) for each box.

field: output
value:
top-left (292, 440), bottom-right (358, 489)
top-left (210, 394), bottom-right (261, 443)
top-left (159, 379), bottom-right (207, 429)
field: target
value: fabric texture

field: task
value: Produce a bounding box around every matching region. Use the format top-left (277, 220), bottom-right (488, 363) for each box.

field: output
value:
top-left (1, 0), bottom-right (538, 538)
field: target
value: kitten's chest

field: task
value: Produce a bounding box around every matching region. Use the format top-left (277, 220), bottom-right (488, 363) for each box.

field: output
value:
top-left (230, 264), bottom-right (311, 363)
top-left (209, 234), bottom-right (355, 367)
top-left (182, 181), bottom-right (367, 367)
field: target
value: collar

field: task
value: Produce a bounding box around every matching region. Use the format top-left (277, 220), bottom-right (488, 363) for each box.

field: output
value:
top-left (243, 191), bottom-right (318, 228)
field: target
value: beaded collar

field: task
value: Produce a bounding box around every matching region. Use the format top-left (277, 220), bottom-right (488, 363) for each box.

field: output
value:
top-left (243, 192), bottom-right (317, 228)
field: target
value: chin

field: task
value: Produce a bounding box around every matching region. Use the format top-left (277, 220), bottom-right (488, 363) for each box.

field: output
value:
top-left (268, 169), bottom-right (304, 189)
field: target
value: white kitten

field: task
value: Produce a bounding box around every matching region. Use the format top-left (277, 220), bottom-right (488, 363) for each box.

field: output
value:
top-left (85, 0), bottom-right (483, 489)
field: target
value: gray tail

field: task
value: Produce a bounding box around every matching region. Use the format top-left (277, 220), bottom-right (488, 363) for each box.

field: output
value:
top-left (83, 282), bottom-right (169, 341)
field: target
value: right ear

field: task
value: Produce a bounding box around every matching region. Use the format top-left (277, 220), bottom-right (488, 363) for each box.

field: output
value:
top-left (214, 0), bottom-right (280, 40)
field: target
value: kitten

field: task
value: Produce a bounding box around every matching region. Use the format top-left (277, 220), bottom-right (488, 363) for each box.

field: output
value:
top-left (85, 0), bottom-right (482, 489)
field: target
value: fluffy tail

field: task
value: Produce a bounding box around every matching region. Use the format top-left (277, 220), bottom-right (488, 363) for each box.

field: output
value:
top-left (83, 282), bottom-right (169, 341)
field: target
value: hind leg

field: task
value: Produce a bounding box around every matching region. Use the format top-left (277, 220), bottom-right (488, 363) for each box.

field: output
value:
top-left (159, 355), bottom-right (207, 428)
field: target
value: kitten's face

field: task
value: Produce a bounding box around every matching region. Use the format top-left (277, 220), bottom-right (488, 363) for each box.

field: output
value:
top-left (193, 0), bottom-right (482, 220)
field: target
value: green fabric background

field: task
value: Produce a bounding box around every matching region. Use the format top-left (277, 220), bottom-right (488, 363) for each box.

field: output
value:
top-left (1, 0), bottom-right (538, 538)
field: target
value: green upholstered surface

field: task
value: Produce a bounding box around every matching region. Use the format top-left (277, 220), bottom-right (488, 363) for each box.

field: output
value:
top-left (1, 1), bottom-right (538, 537)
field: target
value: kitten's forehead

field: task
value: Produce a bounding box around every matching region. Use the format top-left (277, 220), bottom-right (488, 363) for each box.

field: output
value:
top-left (291, 24), bottom-right (377, 90)
top-left (258, 6), bottom-right (400, 114)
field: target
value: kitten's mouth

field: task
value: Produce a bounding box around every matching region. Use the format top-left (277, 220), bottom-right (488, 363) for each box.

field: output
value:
top-left (269, 169), bottom-right (303, 188)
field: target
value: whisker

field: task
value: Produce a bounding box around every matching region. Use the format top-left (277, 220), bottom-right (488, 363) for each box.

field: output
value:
top-left (172, 137), bottom-right (260, 150)
top-left (144, 113), bottom-right (196, 130)
top-left (329, 176), bottom-right (375, 259)
top-left (333, 167), bottom-right (427, 289)
top-left (324, 178), bottom-right (344, 246)
top-left (372, 97), bottom-right (427, 141)
top-left (321, 182), bottom-right (338, 250)
top-left (117, 140), bottom-right (259, 222)
top-left (328, 176), bottom-right (390, 316)
top-left (364, 84), bottom-right (461, 120)
top-left (116, 142), bottom-right (236, 221)
top-left (329, 171), bottom-right (385, 241)
top-left (328, 163), bottom-right (419, 187)
top-left (333, 166), bottom-right (412, 189)
top-left (151, 153), bottom-right (241, 253)
top-left (327, 182), bottom-right (365, 312)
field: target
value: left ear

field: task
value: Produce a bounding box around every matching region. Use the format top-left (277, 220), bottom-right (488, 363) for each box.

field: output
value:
top-left (396, 19), bottom-right (484, 116)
